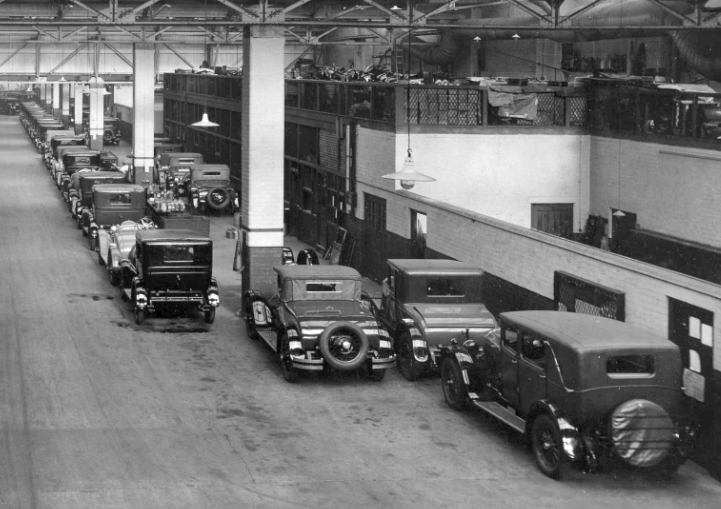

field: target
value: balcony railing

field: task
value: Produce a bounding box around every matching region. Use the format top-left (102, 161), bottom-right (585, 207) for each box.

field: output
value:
top-left (284, 79), bottom-right (587, 129)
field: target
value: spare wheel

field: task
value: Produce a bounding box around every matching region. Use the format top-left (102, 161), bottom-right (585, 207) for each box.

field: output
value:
top-left (206, 188), bottom-right (231, 210)
top-left (610, 398), bottom-right (674, 468)
top-left (318, 321), bottom-right (369, 371)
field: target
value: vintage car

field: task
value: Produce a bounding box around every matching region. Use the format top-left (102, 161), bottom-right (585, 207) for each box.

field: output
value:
top-left (102, 117), bottom-right (122, 145)
top-left (47, 134), bottom-right (87, 170)
top-left (156, 152), bottom-right (204, 197)
top-left (54, 145), bottom-right (98, 186)
top-left (439, 311), bottom-right (695, 479)
top-left (58, 150), bottom-right (102, 199)
top-left (41, 130), bottom-right (76, 166)
top-left (119, 229), bottom-right (219, 325)
top-left (33, 120), bottom-right (65, 151)
top-left (374, 259), bottom-right (497, 381)
top-left (186, 164), bottom-right (239, 214)
top-left (243, 265), bottom-right (395, 382)
top-left (83, 183), bottom-right (147, 251)
top-left (69, 170), bottom-right (129, 220)
top-left (98, 217), bottom-right (156, 286)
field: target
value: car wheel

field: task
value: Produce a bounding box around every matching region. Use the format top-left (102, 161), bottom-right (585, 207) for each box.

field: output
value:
top-left (244, 315), bottom-right (259, 340)
top-left (89, 236), bottom-right (97, 251)
top-left (279, 333), bottom-right (297, 383)
top-left (397, 333), bottom-right (421, 381)
top-left (205, 188), bottom-right (231, 211)
top-left (440, 357), bottom-right (468, 410)
top-left (134, 305), bottom-right (147, 325)
top-left (318, 321), bottom-right (369, 372)
top-left (204, 307), bottom-right (216, 324)
top-left (531, 414), bottom-right (563, 480)
top-left (97, 249), bottom-right (104, 265)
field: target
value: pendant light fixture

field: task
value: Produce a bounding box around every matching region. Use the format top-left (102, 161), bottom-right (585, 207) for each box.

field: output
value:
top-left (382, 3), bottom-right (435, 190)
top-left (192, 112), bottom-right (219, 128)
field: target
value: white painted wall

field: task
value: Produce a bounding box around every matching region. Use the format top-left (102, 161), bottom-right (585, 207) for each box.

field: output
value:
top-left (355, 125), bottom-right (591, 234)
top-left (590, 137), bottom-right (721, 248)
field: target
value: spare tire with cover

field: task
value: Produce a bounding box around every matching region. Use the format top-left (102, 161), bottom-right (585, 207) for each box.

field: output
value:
top-left (610, 398), bottom-right (675, 468)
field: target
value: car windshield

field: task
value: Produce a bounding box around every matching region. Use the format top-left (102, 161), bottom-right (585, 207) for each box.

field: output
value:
top-left (286, 278), bottom-right (361, 302)
top-left (147, 243), bottom-right (212, 266)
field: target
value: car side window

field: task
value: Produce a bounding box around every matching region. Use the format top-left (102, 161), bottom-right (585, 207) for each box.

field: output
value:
top-left (521, 334), bottom-right (546, 367)
top-left (501, 326), bottom-right (519, 355)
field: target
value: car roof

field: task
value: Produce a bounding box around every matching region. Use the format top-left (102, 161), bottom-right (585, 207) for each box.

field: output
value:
top-left (191, 164), bottom-right (231, 170)
top-left (92, 183), bottom-right (145, 193)
top-left (164, 152), bottom-right (203, 158)
top-left (500, 311), bottom-right (678, 352)
top-left (81, 171), bottom-right (125, 179)
top-left (387, 259), bottom-right (484, 276)
top-left (136, 229), bottom-right (211, 243)
top-left (275, 265), bottom-right (362, 281)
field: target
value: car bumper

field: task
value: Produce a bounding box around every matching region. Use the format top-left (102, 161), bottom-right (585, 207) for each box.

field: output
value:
top-left (289, 352), bottom-right (396, 371)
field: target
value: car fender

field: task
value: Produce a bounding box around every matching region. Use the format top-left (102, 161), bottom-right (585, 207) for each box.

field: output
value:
top-left (97, 230), bottom-right (111, 262)
top-left (529, 400), bottom-right (583, 462)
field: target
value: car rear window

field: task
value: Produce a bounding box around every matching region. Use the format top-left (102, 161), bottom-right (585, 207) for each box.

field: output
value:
top-left (109, 193), bottom-right (132, 204)
top-left (426, 277), bottom-right (465, 297)
top-left (606, 355), bottom-right (655, 377)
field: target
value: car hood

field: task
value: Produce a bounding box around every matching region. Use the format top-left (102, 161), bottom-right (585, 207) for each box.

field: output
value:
top-left (403, 303), bottom-right (496, 345)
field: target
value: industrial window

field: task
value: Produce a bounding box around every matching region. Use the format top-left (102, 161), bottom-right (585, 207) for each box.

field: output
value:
top-left (364, 193), bottom-right (386, 231)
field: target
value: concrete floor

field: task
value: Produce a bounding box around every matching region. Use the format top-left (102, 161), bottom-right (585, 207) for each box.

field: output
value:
top-left (1, 114), bottom-right (721, 509)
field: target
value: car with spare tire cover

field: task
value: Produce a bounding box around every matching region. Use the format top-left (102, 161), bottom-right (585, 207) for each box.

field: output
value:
top-left (155, 152), bottom-right (204, 198)
top-left (438, 310), bottom-right (695, 479)
top-left (185, 164), bottom-right (238, 214)
top-left (119, 229), bottom-right (219, 326)
top-left (374, 259), bottom-right (497, 381)
top-left (243, 265), bottom-right (395, 382)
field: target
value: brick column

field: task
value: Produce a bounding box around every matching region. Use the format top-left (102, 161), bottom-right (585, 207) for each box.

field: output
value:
top-left (132, 44), bottom-right (156, 187)
top-left (241, 26), bottom-right (285, 297)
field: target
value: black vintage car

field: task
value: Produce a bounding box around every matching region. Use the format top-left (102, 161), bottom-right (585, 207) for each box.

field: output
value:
top-left (119, 229), bottom-right (219, 325)
top-left (186, 164), bottom-right (239, 214)
top-left (102, 117), bottom-right (122, 145)
top-left (244, 265), bottom-right (395, 382)
top-left (439, 311), bottom-right (695, 479)
top-left (58, 150), bottom-right (102, 200)
top-left (85, 183), bottom-right (147, 252)
top-left (69, 170), bottom-right (129, 221)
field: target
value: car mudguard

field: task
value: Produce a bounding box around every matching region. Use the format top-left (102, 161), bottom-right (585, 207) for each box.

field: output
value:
top-left (529, 400), bottom-right (583, 463)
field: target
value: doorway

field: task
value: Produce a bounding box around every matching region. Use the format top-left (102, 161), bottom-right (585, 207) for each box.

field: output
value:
top-left (531, 203), bottom-right (573, 238)
top-left (410, 210), bottom-right (427, 258)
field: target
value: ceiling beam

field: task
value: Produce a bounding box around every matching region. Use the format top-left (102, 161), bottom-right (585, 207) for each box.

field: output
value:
top-left (47, 42), bottom-right (87, 75)
top-left (0, 43), bottom-right (26, 70)
top-left (104, 42), bottom-right (133, 68)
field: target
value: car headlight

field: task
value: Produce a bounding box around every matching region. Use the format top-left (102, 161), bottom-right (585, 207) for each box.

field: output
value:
top-left (207, 292), bottom-right (220, 306)
top-left (412, 339), bottom-right (429, 362)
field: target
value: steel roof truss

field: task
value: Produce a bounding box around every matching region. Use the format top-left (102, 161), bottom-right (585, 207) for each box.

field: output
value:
top-left (213, 0), bottom-right (260, 21)
top-left (47, 42), bottom-right (88, 75)
top-left (268, 0), bottom-right (313, 21)
top-left (68, 0), bottom-right (111, 22)
top-left (0, 43), bottom-right (26, 71)
top-left (118, 0), bottom-right (165, 21)
top-left (502, 0), bottom-right (551, 23)
top-left (104, 42), bottom-right (133, 68)
top-left (642, 0), bottom-right (696, 25)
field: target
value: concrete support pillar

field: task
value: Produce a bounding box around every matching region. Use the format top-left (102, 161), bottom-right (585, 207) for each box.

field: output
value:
top-left (87, 76), bottom-right (105, 151)
top-left (240, 26), bottom-right (285, 297)
top-left (73, 83), bottom-right (84, 135)
top-left (40, 84), bottom-right (47, 110)
top-left (60, 83), bottom-right (70, 127)
top-left (52, 83), bottom-right (60, 117)
top-left (132, 44), bottom-right (156, 187)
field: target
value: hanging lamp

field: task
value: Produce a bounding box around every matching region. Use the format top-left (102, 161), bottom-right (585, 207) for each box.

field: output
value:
top-left (192, 112), bottom-right (219, 127)
top-left (381, 4), bottom-right (435, 190)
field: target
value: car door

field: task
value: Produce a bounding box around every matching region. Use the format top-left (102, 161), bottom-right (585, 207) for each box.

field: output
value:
top-left (499, 325), bottom-right (520, 407)
top-left (518, 332), bottom-right (548, 417)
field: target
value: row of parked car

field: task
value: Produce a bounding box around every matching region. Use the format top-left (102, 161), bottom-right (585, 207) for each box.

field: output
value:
top-left (19, 100), bottom-right (696, 481)
top-left (19, 100), bottom-right (222, 326)
top-left (243, 252), bottom-right (697, 480)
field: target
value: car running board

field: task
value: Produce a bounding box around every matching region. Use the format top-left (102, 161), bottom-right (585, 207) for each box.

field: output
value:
top-left (258, 330), bottom-right (277, 352)
top-left (471, 400), bottom-right (526, 434)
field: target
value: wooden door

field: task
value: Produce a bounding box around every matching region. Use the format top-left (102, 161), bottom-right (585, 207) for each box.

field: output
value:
top-left (531, 203), bottom-right (573, 238)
